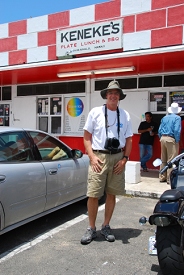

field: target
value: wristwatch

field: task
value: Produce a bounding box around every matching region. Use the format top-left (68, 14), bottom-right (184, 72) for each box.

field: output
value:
top-left (123, 156), bottom-right (129, 160)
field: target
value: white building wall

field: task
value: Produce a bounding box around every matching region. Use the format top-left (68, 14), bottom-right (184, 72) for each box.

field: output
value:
top-left (0, 52), bottom-right (8, 66)
top-left (70, 5), bottom-right (95, 26)
top-left (121, 0), bottom-right (151, 16)
top-left (18, 33), bottom-right (38, 50)
top-left (27, 46), bottom-right (48, 63)
top-left (123, 30), bottom-right (151, 51)
top-left (27, 15), bottom-right (48, 33)
top-left (0, 23), bottom-right (8, 38)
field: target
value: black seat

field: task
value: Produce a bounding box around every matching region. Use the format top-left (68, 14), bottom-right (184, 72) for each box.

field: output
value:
top-left (160, 189), bottom-right (184, 202)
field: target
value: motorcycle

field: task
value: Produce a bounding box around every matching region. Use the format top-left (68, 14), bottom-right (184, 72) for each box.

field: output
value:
top-left (139, 152), bottom-right (184, 275)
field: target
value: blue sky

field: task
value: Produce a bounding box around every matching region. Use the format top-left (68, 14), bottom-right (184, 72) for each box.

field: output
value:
top-left (0, 0), bottom-right (107, 24)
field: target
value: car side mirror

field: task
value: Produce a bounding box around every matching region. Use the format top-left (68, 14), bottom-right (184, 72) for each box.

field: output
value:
top-left (71, 149), bottom-right (83, 159)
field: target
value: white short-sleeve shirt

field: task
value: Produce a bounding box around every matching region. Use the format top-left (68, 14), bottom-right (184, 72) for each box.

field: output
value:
top-left (83, 105), bottom-right (133, 150)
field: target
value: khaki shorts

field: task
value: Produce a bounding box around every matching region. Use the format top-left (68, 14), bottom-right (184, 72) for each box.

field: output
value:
top-left (87, 151), bottom-right (125, 198)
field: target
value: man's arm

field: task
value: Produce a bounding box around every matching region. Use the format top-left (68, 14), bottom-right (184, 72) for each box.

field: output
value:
top-left (138, 128), bottom-right (151, 134)
top-left (124, 136), bottom-right (132, 159)
top-left (83, 130), bottom-right (103, 172)
top-left (113, 136), bottom-right (132, 174)
top-left (174, 116), bottom-right (181, 143)
top-left (83, 130), bottom-right (93, 160)
top-left (138, 122), bottom-right (151, 134)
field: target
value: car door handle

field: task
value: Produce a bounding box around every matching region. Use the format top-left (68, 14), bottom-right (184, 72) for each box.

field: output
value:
top-left (0, 175), bottom-right (6, 183)
top-left (49, 169), bottom-right (58, 175)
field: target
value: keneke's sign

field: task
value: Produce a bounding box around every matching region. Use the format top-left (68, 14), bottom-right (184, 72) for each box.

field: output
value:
top-left (56, 19), bottom-right (122, 57)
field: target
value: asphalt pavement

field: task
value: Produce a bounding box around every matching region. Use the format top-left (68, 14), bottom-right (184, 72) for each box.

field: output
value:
top-left (125, 169), bottom-right (169, 198)
top-left (0, 168), bottom-right (168, 275)
top-left (0, 196), bottom-right (161, 275)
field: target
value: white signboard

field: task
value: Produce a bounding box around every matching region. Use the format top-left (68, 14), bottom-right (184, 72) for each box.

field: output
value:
top-left (56, 19), bottom-right (123, 57)
top-left (64, 96), bottom-right (86, 135)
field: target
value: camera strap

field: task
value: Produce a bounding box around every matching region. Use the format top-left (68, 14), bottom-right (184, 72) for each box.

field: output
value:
top-left (104, 104), bottom-right (120, 138)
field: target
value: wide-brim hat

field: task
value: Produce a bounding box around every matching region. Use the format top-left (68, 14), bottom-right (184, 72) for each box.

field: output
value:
top-left (100, 80), bottom-right (126, 100)
top-left (168, 102), bottom-right (182, 114)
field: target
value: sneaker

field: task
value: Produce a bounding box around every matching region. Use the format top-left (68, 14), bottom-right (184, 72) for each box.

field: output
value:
top-left (101, 225), bottom-right (115, 242)
top-left (81, 227), bottom-right (97, 244)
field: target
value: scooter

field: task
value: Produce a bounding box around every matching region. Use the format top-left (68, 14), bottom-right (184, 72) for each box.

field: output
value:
top-left (139, 152), bottom-right (184, 275)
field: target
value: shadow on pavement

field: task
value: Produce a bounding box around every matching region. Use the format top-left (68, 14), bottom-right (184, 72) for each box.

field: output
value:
top-left (94, 228), bottom-right (142, 243)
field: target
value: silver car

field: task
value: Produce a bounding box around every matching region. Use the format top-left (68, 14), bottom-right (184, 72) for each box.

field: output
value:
top-left (0, 127), bottom-right (89, 235)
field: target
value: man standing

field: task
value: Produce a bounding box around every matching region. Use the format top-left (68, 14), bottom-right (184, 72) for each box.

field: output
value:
top-left (138, 112), bottom-right (158, 172)
top-left (158, 102), bottom-right (181, 184)
top-left (81, 80), bottom-right (132, 244)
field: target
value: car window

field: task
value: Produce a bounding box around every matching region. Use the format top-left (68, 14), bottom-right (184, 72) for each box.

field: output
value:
top-left (0, 131), bottom-right (34, 162)
top-left (29, 131), bottom-right (70, 161)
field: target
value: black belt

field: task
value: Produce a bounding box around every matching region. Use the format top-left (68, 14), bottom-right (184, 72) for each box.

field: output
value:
top-left (93, 148), bottom-right (124, 154)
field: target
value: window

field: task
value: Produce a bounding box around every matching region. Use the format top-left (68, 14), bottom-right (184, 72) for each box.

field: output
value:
top-left (150, 92), bottom-right (166, 112)
top-left (29, 131), bottom-right (70, 160)
top-left (95, 78), bottom-right (137, 90)
top-left (37, 97), bottom-right (62, 134)
top-left (139, 76), bottom-right (162, 88)
top-left (39, 117), bottom-right (48, 132)
top-left (17, 81), bottom-right (85, 96)
top-left (164, 75), bottom-right (184, 87)
top-left (0, 86), bottom-right (11, 101)
top-left (2, 86), bottom-right (11, 100)
top-left (0, 104), bottom-right (10, 126)
top-left (0, 132), bottom-right (34, 162)
top-left (51, 117), bottom-right (61, 134)
top-left (169, 91), bottom-right (184, 111)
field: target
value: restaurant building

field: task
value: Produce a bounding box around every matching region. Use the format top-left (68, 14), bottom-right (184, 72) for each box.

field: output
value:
top-left (1, 0), bottom-right (184, 168)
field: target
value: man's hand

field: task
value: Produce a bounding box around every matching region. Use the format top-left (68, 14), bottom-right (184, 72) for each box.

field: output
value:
top-left (113, 159), bottom-right (127, 174)
top-left (89, 154), bottom-right (104, 173)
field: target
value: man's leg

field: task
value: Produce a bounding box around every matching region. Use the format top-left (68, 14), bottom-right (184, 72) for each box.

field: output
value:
top-left (101, 193), bottom-right (116, 242)
top-left (81, 197), bottom-right (98, 244)
top-left (81, 152), bottom-right (108, 244)
top-left (142, 145), bottom-right (153, 169)
top-left (159, 137), bottom-right (167, 181)
top-left (87, 197), bottom-right (99, 229)
top-left (166, 139), bottom-right (179, 184)
top-left (146, 145), bottom-right (153, 161)
top-left (103, 193), bottom-right (116, 226)
top-left (140, 144), bottom-right (152, 169)
top-left (139, 144), bottom-right (146, 169)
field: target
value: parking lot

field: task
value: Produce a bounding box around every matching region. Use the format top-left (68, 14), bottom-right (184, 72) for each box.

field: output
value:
top-left (0, 195), bottom-right (162, 275)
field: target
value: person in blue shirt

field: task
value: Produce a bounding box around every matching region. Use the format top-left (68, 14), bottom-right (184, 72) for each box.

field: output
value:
top-left (158, 102), bottom-right (182, 184)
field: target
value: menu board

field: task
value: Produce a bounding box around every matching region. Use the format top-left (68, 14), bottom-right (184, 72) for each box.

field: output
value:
top-left (64, 96), bottom-right (86, 135)
top-left (150, 92), bottom-right (166, 111)
top-left (170, 91), bottom-right (184, 111)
